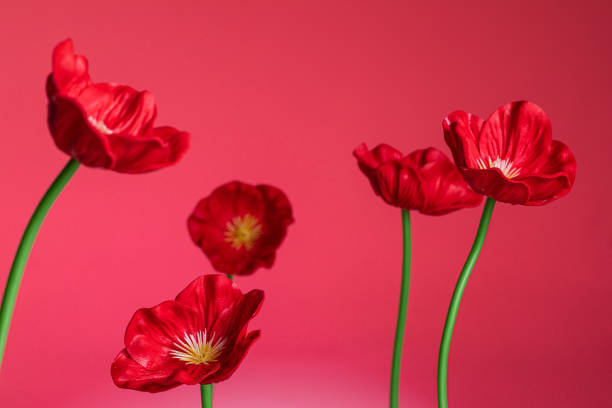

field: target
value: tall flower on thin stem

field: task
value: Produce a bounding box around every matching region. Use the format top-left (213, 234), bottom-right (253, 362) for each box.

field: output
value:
top-left (353, 143), bottom-right (482, 408)
top-left (188, 181), bottom-right (294, 278)
top-left (0, 39), bottom-right (190, 370)
top-left (436, 101), bottom-right (576, 408)
top-left (111, 274), bottom-right (263, 408)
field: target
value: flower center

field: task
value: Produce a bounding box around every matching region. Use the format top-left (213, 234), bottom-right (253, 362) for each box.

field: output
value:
top-left (224, 214), bottom-right (262, 250)
top-left (476, 157), bottom-right (520, 179)
top-left (170, 330), bottom-right (226, 365)
top-left (88, 116), bottom-right (114, 135)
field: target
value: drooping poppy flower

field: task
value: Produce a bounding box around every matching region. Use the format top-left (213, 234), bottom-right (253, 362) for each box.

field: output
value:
top-left (46, 39), bottom-right (189, 173)
top-left (353, 143), bottom-right (483, 215)
top-left (188, 181), bottom-right (294, 276)
top-left (443, 101), bottom-right (576, 205)
top-left (111, 274), bottom-right (263, 392)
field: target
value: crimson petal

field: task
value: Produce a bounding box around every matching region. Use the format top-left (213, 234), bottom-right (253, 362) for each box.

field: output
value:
top-left (111, 350), bottom-right (180, 393)
top-left (479, 101), bottom-right (552, 172)
top-left (111, 127), bottom-right (190, 173)
top-left (443, 110), bottom-right (484, 169)
top-left (210, 289), bottom-right (264, 343)
top-left (51, 39), bottom-right (91, 97)
top-left (175, 275), bottom-right (243, 330)
top-left (206, 330), bottom-right (261, 384)
top-left (47, 93), bottom-right (114, 168)
top-left (124, 300), bottom-right (200, 371)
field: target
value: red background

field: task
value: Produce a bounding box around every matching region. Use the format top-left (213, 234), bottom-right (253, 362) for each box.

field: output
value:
top-left (0, 1), bottom-right (610, 407)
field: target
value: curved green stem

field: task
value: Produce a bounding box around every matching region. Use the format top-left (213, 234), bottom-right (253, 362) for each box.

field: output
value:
top-left (201, 384), bottom-right (213, 408)
top-left (0, 158), bottom-right (80, 370)
top-left (390, 209), bottom-right (411, 408)
top-left (437, 197), bottom-right (495, 408)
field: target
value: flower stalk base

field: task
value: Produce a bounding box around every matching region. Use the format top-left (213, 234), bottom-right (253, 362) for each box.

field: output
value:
top-left (201, 384), bottom-right (213, 408)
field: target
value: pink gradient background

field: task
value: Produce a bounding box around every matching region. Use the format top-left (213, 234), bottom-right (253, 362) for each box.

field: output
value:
top-left (0, 0), bottom-right (610, 406)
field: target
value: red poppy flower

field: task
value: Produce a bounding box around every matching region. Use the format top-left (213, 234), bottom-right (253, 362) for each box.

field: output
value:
top-left (111, 274), bottom-right (263, 392)
top-left (188, 181), bottom-right (294, 276)
top-left (353, 144), bottom-right (483, 215)
top-left (443, 101), bottom-right (576, 205)
top-left (46, 39), bottom-right (189, 173)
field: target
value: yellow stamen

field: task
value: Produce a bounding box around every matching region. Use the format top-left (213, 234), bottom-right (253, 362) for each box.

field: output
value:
top-left (224, 214), bottom-right (262, 250)
top-left (87, 116), bottom-right (113, 135)
top-left (169, 330), bottom-right (226, 365)
top-left (476, 157), bottom-right (520, 179)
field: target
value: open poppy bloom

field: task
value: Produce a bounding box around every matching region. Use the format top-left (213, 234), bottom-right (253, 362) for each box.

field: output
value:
top-left (353, 143), bottom-right (482, 215)
top-left (443, 101), bottom-right (576, 205)
top-left (46, 39), bottom-right (189, 173)
top-left (188, 181), bottom-right (294, 276)
top-left (111, 274), bottom-right (263, 392)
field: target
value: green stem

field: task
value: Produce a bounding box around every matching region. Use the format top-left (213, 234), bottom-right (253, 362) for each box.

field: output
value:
top-left (0, 158), bottom-right (80, 370)
top-left (390, 209), bottom-right (411, 408)
top-left (201, 384), bottom-right (213, 408)
top-left (437, 197), bottom-right (495, 408)
top-left (227, 274), bottom-right (233, 281)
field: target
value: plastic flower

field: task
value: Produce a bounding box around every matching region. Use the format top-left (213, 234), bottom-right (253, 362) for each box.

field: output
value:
top-left (353, 143), bottom-right (482, 215)
top-left (46, 39), bottom-right (189, 173)
top-left (111, 274), bottom-right (263, 392)
top-left (188, 181), bottom-right (294, 276)
top-left (443, 101), bottom-right (576, 205)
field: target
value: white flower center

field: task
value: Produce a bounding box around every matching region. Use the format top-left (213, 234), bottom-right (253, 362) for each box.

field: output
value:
top-left (476, 157), bottom-right (520, 179)
top-left (169, 330), bottom-right (226, 365)
top-left (88, 116), bottom-right (113, 135)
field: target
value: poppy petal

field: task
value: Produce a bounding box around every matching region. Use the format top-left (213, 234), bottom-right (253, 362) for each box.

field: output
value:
top-left (111, 349), bottom-right (180, 393)
top-left (76, 83), bottom-right (157, 136)
top-left (375, 161), bottom-right (425, 209)
top-left (479, 101), bottom-right (552, 172)
top-left (47, 93), bottom-right (115, 168)
top-left (206, 330), bottom-right (261, 384)
top-left (210, 289), bottom-right (264, 343)
top-left (443, 110), bottom-right (484, 168)
top-left (461, 167), bottom-right (530, 204)
top-left (416, 148), bottom-right (482, 214)
top-left (519, 141), bottom-right (577, 205)
top-left (125, 300), bottom-right (200, 371)
top-left (110, 127), bottom-right (190, 173)
top-left (51, 38), bottom-right (91, 97)
top-left (175, 275), bottom-right (243, 329)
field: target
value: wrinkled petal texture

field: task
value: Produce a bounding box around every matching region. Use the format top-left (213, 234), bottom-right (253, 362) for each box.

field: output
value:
top-left (111, 275), bottom-right (264, 392)
top-left (353, 143), bottom-right (482, 214)
top-left (47, 39), bottom-right (189, 173)
top-left (187, 181), bottom-right (294, 275)
top-left (111, 350), bottom-right (180, 393)
top-left (444, 101), bottom-right (576, 205)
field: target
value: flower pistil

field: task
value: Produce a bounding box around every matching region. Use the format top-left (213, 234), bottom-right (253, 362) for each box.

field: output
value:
top-left (224, 214), bottom-right (262, 250)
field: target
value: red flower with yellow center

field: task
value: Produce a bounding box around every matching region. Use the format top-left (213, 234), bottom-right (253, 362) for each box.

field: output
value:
top-left (353, 144), bottom-right (482, 215)
top-left (46, 39), bottom-right (189, 173)
top-left (188, 181), bottom-right (294, 276)
top-left (443, 101), bottom-right (577, 205)
top-left (111, 274), bottom-right (263, 392)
